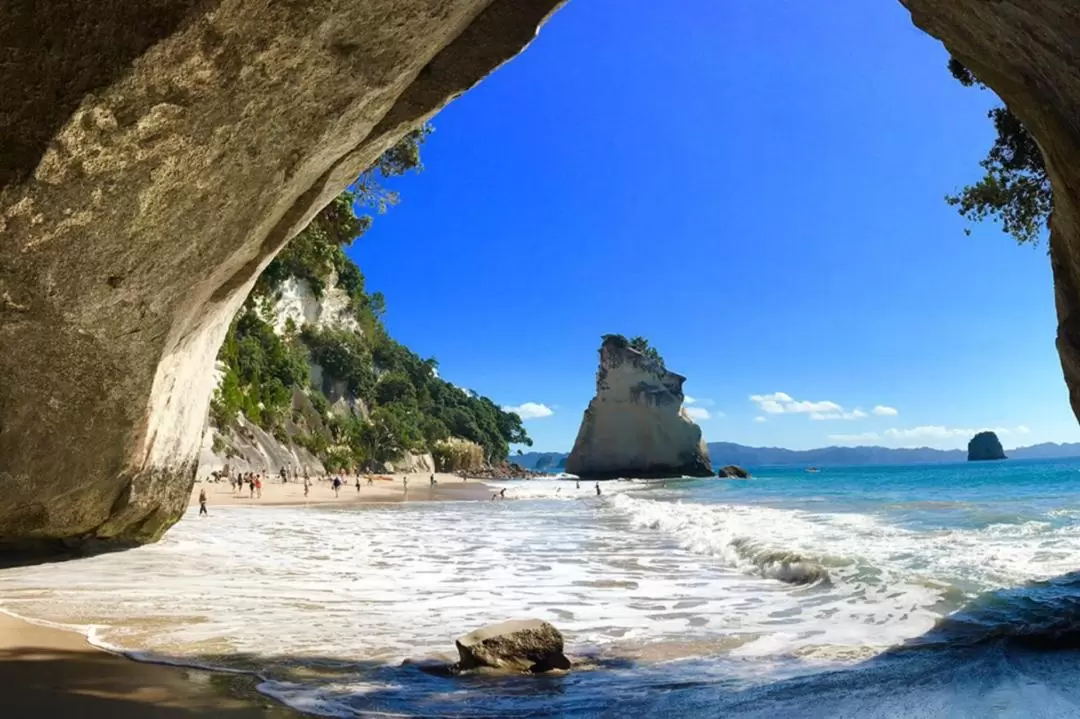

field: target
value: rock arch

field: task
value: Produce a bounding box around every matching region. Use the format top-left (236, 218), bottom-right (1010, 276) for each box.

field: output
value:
top-left (0, 0), bottom-right (1077, 553)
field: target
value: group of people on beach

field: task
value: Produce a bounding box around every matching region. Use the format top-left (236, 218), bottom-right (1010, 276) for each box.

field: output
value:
top-left (230, 472), bottom-right (264, 498)
top-left (200, 467), bottom-right (603, 517)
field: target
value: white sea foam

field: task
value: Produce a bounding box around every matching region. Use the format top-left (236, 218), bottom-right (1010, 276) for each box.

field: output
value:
top-left (3, 489), bottom-right (1080, 716)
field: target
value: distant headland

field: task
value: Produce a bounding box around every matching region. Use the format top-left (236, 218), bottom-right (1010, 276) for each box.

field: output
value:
top-left (515, 440), bottom-right (1080, 471)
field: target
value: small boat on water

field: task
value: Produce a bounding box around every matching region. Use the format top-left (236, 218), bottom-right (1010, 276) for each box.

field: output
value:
top-left (805, 467), bottom-right (820, 473)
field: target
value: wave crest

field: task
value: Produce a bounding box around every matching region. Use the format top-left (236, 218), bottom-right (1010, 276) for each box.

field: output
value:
top-left (609, 495), bottom-right (831, 586)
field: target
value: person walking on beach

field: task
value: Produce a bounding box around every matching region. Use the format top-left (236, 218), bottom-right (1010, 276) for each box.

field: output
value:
top-left (198, 488), bottom-right (208, 516)
top-left (303, 476), bottom-right (311, 498)
top-left (576, 479), bottom-right (580, 490)
top-left (248, 475), bottom-right (255, 498)
top-left (499, 488), bottom-right (507, 499)
top-left (332, 476), bottom-right (342, 497)
top-left (255, 475), bottom-right (262, 499)
top-left (429, 474), bottom-right (437, 488)
top-left (367, 475), bottom-right (374, 487)
top-left (595, 482), bottom-right (601, 496)
top-left (355, 477), bottom-right (361, 494)
top-left (403, 476), bottom-right (409, 491)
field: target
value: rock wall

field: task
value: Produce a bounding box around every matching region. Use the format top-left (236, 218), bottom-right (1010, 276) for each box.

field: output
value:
top-left (0, 0), bottom-right (564, 553)
top-left (6, 1), bottom-right (1080, 553)
top-left (901, 2), bottom-right (1080, 431)
top-left (566, 337), bottom-right (713, 480)
top-left (269, 274), bottom-right (360, 336)
top-left (196, 416), bottom-right (326, 481)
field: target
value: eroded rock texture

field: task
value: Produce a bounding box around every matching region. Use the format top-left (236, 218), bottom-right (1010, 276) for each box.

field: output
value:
top-left (0, 0), bottom-right (563, 552)
top-left (566, 336), bottom-right (713, 480)
top-left (901, 1), bottom-right (1080, 429)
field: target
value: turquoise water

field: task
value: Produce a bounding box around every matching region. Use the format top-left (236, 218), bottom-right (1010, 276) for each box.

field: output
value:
top-left (4, 458), bottom-right (1080, 717)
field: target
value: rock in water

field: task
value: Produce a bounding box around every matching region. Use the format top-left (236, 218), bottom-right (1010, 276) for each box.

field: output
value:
top-left (717, 464), bottom-right (750, 479)
top-left (968, 431), bottom-right (1007, 461)
top-left (455, 619), bottom-right (571, 673)
top-left (566, 336), bottom-right (713, 479)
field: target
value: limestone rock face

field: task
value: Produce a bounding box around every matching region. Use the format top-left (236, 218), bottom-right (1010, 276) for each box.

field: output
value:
top-left (901, 2), bottom-right (1080, 434)
top-left (566, 336), bottom-right (712, 480)
top-left (968, 431), bottom-right (1007, 462)
top-left (0, 0), bottom-right (564, 553)
top-left (455, 619), bottom-right (571, 673)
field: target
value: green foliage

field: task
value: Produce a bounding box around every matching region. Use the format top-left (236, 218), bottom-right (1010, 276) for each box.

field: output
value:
top-left (603, 333), bottom-right (666, 368)
top-left (946, 58), bottom-right (1051, 245)
top-left (432, 438), bottom-right (485, 472)
top-left (212, 124), bottom-right (529, 468)
top-left (212, 308), bottom-right (308, 431)
top-left (629, 335), bottom-right (665, 366)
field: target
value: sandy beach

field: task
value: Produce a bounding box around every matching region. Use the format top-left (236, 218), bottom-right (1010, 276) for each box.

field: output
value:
top-left (0, 610), bottom-right (299, 718)
top-left (0, 471), bottom-right (499, 718)
top-left (190, 470), bottom-right (495, 508)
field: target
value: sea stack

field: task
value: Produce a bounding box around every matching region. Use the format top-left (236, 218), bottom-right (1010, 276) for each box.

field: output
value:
top-left (566, 335), bottom-right (713, 479)
top-left (967, 431), bottom-right (1007, 461)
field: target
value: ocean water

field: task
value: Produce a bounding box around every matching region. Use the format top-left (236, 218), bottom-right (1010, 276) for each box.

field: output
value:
top-left (4, 460), bottom-right (1080, 716)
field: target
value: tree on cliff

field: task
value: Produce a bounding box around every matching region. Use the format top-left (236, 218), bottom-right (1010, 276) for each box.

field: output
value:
top-left (946, 58), bottom-right (1052, 246)
top-left (212, 124), bottom-right (530, 467)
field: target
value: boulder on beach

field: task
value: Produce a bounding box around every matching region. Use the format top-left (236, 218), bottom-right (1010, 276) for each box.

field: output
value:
top-left (566, 335), bottom-right (713, 480)
top-left (455, 619), bottom-right (571, 673)
top-left (717, 465), bottom-right (750, 479)
top-left (967, 431), bottom-right (1007, 462)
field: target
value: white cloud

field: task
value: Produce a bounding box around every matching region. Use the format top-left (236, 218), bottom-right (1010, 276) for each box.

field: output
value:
top-left (753, 416), bottom-right (767, 423)
top-left (828, 432), bottom-right (881, 444)
top-left (750, 391), bottom-right (874, 421)
top-left (684, 395), bottom-right (697, 405)
top-left (830, 424), bottom-right (1032, 449)
top-left (684, 406), bottom-right (711, 421)
top-left (872, 405), bottom-right (899, 417)
top-left (810, 409), bottom-right (869, 421)
top-left (1016, 425), bottom-right (1031, 434)
top-left (503, 402), bottom-right (554, 420)
top-left (750, 392), bottom-right (843, 415)
top-left (883, 425), bottom-right (1013, 441)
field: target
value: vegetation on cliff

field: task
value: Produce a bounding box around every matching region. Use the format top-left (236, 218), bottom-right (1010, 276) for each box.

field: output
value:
top-left (210, 127), bottom-right (530, 469)
top-left (601, 333), bottom-right (666, 368)
top-left (947, 58), bottom-right (1051, 246)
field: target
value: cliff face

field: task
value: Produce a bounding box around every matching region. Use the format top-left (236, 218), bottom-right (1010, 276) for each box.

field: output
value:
top-left (0, 0), bottom-right (563, 553)
top-left (566, 337), bottom-right (712, 480)
top-left (5, 1), bottom-right (1080, 553)
top-left (198, 274), bottom-right (438, 480)
top-left (967, 431), bottom-right (1007, 462)
top-left (901, 2), bottom-right (1080, 433)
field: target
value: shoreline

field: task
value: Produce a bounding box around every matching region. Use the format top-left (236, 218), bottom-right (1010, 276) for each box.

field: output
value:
top-left (0, 609), bottom-right (301, 718)
top-left (0, 472), bottom-right (537, 718)
top-left (190, 470), bottom-right (497, 509)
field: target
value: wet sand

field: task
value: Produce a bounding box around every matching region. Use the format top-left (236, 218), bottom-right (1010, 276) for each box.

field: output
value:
top-left (0, 611), bottom-right (299, 718)
top-left (191, 470), bottom-right (494, 508)
top-left (0, 472), bottom-right (498, 717)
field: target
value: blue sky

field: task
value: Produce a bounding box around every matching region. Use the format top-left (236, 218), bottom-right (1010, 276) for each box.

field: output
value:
top-left (348, 0), bottom-right (1079, 452)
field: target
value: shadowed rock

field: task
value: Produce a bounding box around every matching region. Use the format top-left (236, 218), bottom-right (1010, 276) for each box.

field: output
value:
top-left (968, 431), bottom-right (1007, 462)
top-left (717, 465), bottom-right (750, 479)
top-left (0, 0), bottom-right (564, 553)
top-left (455, 619), bottom-right (571, 673)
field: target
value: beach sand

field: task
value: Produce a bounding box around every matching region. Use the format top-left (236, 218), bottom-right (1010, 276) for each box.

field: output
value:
top-left (0, 610), bottom-right (299, 718)
top-left (0, 471), bottom-right (500, 717)
top-left (191, 470), bottom-right (494, 508)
